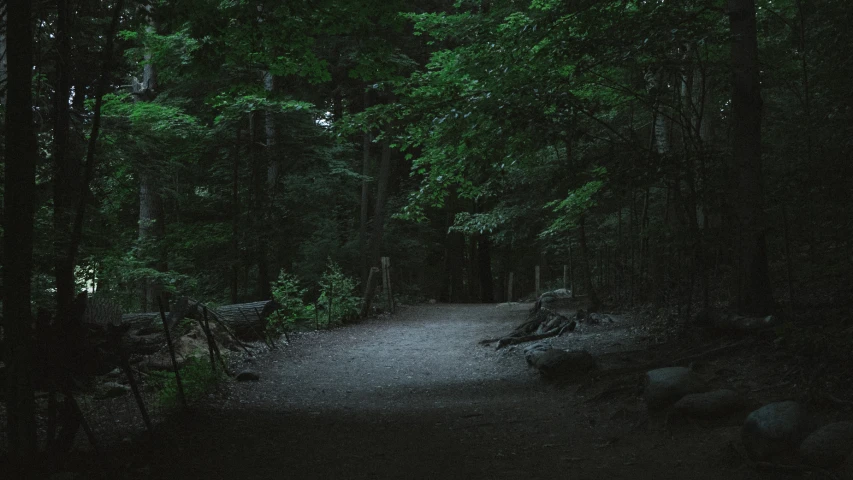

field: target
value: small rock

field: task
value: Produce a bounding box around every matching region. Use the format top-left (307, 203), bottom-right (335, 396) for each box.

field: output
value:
top-left (799, 421), bottom-right (853, 468)
top-left (531, 349), bottom-right (595, 378)
top-left (673, 389), bottom-right (743, 417)
top-left (523, 343), bottom-right (551, 366)
top-left (96, 382), bottom-right (130, 399)
top-left (428, 299), bottom-right (437, 304)
top-left (236, 370), bottom-right (260, 382)
top-left (742, 401), bottom-right (809, 461)
top-left (643, 367), bottom-right (707, 409)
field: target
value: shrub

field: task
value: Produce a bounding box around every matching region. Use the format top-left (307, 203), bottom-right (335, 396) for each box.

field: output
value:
top-left (317, 259), bottom-right (360, 327)
top-left (268, 270), bottom-right (315, 333)
top-left (150, 356), bottom-right (224, 409)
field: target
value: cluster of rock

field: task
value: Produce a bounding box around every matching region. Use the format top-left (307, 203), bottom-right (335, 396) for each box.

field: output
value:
top-left (642, 366), bottom-right (853, 470)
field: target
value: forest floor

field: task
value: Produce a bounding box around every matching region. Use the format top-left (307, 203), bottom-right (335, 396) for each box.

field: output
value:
top-left (75, 302), bottom-right (852, 479)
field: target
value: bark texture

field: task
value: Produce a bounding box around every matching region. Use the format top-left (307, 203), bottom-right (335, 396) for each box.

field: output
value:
top-left (4, 0), bottom-right (38, 460)
top-left (728, 0), bottom-right (774, 315)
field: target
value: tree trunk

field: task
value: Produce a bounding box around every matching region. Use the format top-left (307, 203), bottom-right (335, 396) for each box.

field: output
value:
top-left (0, 10), bottom-right (7, 106)
top-left (53, 0), bottom-right (79, 314)
top-left (137, 11), bottom-right (166, 311)
top-left (478, 236), bottom-right (494, 303)
top-left (4, 0), bottom-right (38, 461)
top-left (230, 125), bottom-right (241, 303)
top-left (359, 89), bottom-right (373, 282)
top-left (264, 72), bottom-right (278, 190)
top-left (578, 215), bottom-right (600, 310)
top-left (728, 0), bottom-right (774, 315)
top-left (366, 126), bottom-right (392, 271)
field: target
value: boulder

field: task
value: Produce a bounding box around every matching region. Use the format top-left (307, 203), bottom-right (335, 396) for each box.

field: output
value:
top-left (742, 401), bottom-right (809, 461)
top-left (534, 289), bottom-right (573, 313)
top-left (799, 421), bottom-right (853, 468)
top-left (236, 370), bottom-right (260, 382)
top-left (529, 349), bottom-right (595, 378)
top-left (643, 367), bottom-right (707, 409)
top-left (673, 389), bottom-right (743, 418)
top-left (523, 343), bottom-right (551, 366)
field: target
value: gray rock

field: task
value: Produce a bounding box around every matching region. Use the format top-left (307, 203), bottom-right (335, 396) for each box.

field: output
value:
top-left (531, 349), bottom-right (595, 378)
top-left (799, 421), bottom-right (853, 468)
top-left (236, 370), bottom-right (260, 382)
top-left (523, 343), bottom-right (551, 366)
top-left (95, 381), bottom-right (130, 399)
top-left (673, 389), bottom-right (743, 417)
top-left (643, 367), bottom-right (707, 409)
top-left (742, 401), bottom-right (809, 461)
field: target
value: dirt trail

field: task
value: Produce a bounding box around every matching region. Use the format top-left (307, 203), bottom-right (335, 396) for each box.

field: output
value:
top-left (135, 303), bottom-right (777, 480)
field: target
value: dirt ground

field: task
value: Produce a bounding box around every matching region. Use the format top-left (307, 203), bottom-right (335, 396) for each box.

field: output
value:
top-left (76, 302), bottom-right (851, 479)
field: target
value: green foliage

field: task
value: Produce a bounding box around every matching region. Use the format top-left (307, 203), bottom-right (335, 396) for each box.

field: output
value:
top-left (317, 259), bottom-right (360, 327)
top-left (149, 356), bottom-right (225, 409)
top-left (268, 270), bottom-right (315, 332)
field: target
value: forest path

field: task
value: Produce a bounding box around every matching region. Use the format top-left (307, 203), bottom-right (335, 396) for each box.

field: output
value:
top-left (139, 303), bottom-right (770, 480)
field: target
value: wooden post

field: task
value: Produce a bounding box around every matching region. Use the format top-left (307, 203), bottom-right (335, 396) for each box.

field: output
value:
top-left (158, 296), bottom-right (186, 410)
top-left (535, 265), bottom-right (540, 299)
top-left (360, 266), bottom-right (380, 319)
top-left (563, 265), bottom-right (568, 291)
top-left (508, 272), bottom-right (514, 302)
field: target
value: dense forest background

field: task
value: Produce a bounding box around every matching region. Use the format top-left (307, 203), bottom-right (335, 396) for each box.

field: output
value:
top-left (2, 0), bottom-right (852, 463)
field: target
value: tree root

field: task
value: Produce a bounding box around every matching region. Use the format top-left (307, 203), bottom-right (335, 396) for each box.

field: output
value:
top-left (495, 321), bottom-right (576, 349)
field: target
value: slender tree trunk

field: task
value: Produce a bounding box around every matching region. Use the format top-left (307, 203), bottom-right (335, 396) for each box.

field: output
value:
top-left (578, 215), bottom-right (600, 310)
top-left (230, 126), bottom-right (241, 303)
top-left (446, 214), bottom-right (465, 303)
top-left (264, 72), bottom-right (278, 189)
top-left (53, 0), bottom-right (79, 314)
top-left (366, 125), bottom-right (392, 271)
top-left (4, 0), bottom-right (38, 461)
top-left (728, 0), bottom-right (774, 315)
top-left (359, 90), bottom-right (373, 282)
top-left (478, 236), bottom-right (494, 302)
top-left (0, 10), bottom-right (7, 106)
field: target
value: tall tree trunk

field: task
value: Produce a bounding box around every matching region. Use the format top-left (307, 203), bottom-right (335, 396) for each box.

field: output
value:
top-left (264, 72), bottom-right (278, 190)
top-left (230, 126), bottom-right (241, 303)
top-left (137, 10), bottom-right (166, 311)
top-left (359, 90), bottom-right (373, 282)
top-left (366, 126), bottom-right (392, 271)
top-left (248, 111), bottom-right (271, 299)
top-left (0, 9), bottom-right (7, 106)
top-left (4, 0), bottom-right (38, 461)
top-left (728, 0), bottom-right (774, 315)
top-left (53, 0), bottom-right (79, 314)
top-left (261, 71), bottom-right (277, 295)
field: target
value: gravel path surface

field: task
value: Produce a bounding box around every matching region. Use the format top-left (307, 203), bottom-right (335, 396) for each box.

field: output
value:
top-left (138, 303), bottom-right (782, 480)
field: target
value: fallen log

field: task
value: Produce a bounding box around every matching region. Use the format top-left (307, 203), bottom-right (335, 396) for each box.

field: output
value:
top-left (212, 301), bottom-right (280, 340)
top-left (120, 299), bottom-right (280, 342)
